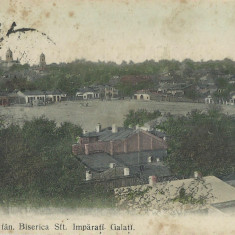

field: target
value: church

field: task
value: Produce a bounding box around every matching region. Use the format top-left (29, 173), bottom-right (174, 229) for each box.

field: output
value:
top-left (0, 49), bottom-right (47, 71)
top-left (0, 48), bottom-right (20, 68)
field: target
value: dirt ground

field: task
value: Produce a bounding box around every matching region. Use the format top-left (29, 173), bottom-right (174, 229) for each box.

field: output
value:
top-left (0, 100), bottom-right (234, 131)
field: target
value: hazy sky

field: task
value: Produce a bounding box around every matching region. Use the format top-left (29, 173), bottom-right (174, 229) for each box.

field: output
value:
top-left (1, 0), bottom-right (235, 65)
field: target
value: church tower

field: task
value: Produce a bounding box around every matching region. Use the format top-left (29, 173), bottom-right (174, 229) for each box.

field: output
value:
top-left (6, 48), bottom-right (13, 62)
top-left (39, 53), bottom-right (46, 68)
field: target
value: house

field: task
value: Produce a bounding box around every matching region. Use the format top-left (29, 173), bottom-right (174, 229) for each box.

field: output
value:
top-left (158, 83), bottom-right (186, 97)
top-left (114, 175), bottom-right (235, 215)
top-left (205, 95), bottom-right (214, 104)
top-left (76, 87), bottom-right (100, 100)
top-left (104, 85), bottom-right (119, 99)
top-left (0, 92), bottom-right (25, 106)
top-left (134, 90), bottom-right (151, 101)
top-left (17, 90), bottom-right (66, 104)
top-left (72, 124), bottom-right (169, 187)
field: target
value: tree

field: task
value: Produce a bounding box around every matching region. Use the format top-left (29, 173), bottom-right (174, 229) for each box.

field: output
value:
top-left (160, 108), bottom-right (235, 177)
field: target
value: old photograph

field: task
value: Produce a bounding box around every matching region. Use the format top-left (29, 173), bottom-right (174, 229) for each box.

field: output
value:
top-left (0, 0), bottom-right (235, 234)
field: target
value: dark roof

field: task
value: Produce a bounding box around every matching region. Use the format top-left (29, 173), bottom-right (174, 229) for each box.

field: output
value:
top-left (83, 127), bottom-right (136, 141)
top-left (94, 167), bottom-right (126, 179)
top-left (150, 130), bottom-right (166, 138)
top-left (21, 90), bottom-right (64, 96)
top-left (130, 163), bottom-right (171, 178)
top-left (77, 150), bottom-right (170, 178)
top-left (0, 92), bottom-right (8, 97)
top-left (211, 200), bottom-right (235, 215)
top-left (77, 153), bottom-right (123, 172)
top-left (0, 92), bottom-right (19, 97)
top-left (77, 86), bottom-right (101, 93)
top-left (221, 173), bottom-right (235, 181)
top-left (112, 150), bottom-right (167, 167)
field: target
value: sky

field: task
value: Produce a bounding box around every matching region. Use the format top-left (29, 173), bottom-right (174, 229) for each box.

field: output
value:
top-left (0, 0), bottom-right (235, 65)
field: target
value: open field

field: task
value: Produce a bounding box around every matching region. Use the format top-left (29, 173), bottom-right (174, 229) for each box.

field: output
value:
top-left (0, 100), bottom-right (234, 131)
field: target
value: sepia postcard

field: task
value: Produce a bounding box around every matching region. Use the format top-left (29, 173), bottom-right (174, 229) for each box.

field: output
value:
top-left (0, 0), bottom-right (235, 234)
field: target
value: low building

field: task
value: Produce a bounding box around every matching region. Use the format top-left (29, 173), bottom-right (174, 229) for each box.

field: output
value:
top-left (17, 90), bottom-right (66, 104)
top-left (0, 92), bottom-right (10, 106)
top-left (158, 83), bottom-right (186, 97)
top-left (0, 92), bottom-right (24, 106)
top-left (76, 87), bottom-right (100, 100)
top-left (104, 85), bottom-right (119, 99)
top-left (205, 95), bottom-right (214, 104)
top-left (134, 90), bottom-right (151, 101)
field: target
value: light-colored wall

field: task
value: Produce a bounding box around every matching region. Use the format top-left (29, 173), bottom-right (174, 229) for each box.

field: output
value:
top-left (134, 94), bottom-right (150, 101)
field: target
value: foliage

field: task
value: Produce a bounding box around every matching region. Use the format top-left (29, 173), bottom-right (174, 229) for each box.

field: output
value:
top-left (1, 58), bottom-right (235, 96)
top-left (172, 187), bottom-right (206, 205)
top-left (0, 116), bottom-right (115, 208)
top-left (159, 107), bottom-right (235, 177)
top-left (213, 79), bottom-right (235, 100)
top-left (123, 109), bottom-right (161, 128)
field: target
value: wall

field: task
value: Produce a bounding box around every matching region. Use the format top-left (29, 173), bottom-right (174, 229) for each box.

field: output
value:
top-left (72, 130), bottom-right (167, 156)
top-left (134, 94), bottom-right (150, 100)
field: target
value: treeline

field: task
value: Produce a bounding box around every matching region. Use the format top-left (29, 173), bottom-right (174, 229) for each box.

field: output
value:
top-left (0, 117), bottom-right (115, 208)
top-left (158, 106), bottom-right (235, 178)
top-left (1, 58), bottom-right (235, 96)
top-left (123, 107), bottom-right (235, 178)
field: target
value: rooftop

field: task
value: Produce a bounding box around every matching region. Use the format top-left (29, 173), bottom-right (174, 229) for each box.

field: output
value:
top-left (114, 176), bottom-right (235, 214)
top-left (77, 150), bottom-right (170, 178)
top-left (19, 90), bottom-right (65, 96)
top-left (83, 127), bottom-right (137, 141)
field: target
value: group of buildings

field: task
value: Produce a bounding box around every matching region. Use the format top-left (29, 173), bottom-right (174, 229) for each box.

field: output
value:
top-left (0, 48), bottom-right (46, 70)
top-left (71, 120), bottom-right (235, 215)
top-left (72, 122), bottom-right (169, 188)
top-left (0, 90), bottom-right (67, 106)
top-left (75, 85), bottom-right (119, 100)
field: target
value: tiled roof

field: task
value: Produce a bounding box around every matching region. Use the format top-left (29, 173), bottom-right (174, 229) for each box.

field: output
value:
top-left (77, 150), bottom-right (170, 178)
top-left (83, 127), bottom-right (137, 141)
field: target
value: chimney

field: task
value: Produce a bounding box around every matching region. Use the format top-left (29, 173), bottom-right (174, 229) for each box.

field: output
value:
top-left (112, 124), bottom-right (118, 133)
top-left (148, 156), bottom-right (153, 163)
top-left (149, 175), bottom-right (157, 186)
top-left (86, 170), bottom-right (92, 181)
top-left (83, 129), bottom-right (88, 135)
top-left (124, 168), bottom-right (130, 176)
top-left (110, 141), bottom-right (114, 155)
top-left (96, 123), bottom-right (101, 133)
top-left (109, 163), bottom-right (116, 169)
top-left (84, 144), bottom-right (89, 155)
top-left (194, 171), bottom-right (202, 179)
